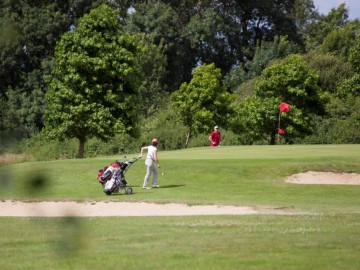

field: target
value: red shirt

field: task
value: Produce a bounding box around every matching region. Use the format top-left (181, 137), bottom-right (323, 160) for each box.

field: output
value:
top-left (209, 131), bottom-right (221, 146)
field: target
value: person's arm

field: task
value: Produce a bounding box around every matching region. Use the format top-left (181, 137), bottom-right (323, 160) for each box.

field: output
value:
top-left (209, 132), bottom-right (215, 144)
top-left (153, 150), bottom-right (160, 168)
top-left (139, 146), bottom-right (148, 158)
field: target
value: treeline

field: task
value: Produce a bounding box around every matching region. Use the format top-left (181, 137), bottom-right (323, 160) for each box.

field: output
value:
top-left (0, 0), bottom-right (359, 159)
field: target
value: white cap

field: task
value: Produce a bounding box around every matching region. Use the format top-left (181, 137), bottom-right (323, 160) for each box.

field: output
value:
top-left (214, 126), bottom-right (219, 129)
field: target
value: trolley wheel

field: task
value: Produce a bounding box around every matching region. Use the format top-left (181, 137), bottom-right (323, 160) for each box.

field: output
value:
top-left (104, 189), bottom-right (112, 196)
top-left (125, 187), bottom-right (133, 194)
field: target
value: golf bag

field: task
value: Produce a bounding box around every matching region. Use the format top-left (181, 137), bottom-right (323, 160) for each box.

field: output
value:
top-left (97, 157), bottom-right (140, 195)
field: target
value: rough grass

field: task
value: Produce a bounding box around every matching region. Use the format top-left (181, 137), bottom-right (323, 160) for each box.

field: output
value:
top-left (0, 153), bottom-right (34, 166)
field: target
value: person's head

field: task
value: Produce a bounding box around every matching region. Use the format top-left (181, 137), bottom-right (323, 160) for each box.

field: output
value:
top-left (151, 138), bottom-right (159, 146)
top-left (214, 126), bottom-right (219, 132)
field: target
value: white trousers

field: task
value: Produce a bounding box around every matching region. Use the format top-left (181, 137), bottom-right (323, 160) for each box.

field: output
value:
top-left (143, 159), bottom-right (158, 187)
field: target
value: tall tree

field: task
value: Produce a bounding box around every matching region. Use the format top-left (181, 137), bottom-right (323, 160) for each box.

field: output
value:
top-left (44, 4), bottom-right (142, 158)
top-left (336, 34), bottom-right (360, 98)
top-left (305, 3), bottom-right (349, 51)
top-left (231, 96), bottom-right (280, 144)
top-left (303, 52), bottom-right (354, 94)
top-left (349, 34), bottom-right (360, 74)
top-left (171, 63), bottom-right (235, 148)
top-left (0, 0), bottom-right (113, 139)
top-left (223, 36), bottom-right (301, 93)
top-left (182, 0), bottom-right (304, 72)
top-left (134, 34), bottom-right (168, 117)
top-left (125, 2), bottom-right (195, 91)
top-left (0, 1), bottom-right (70, 138)
top-left (126, 0), bottom-right (305, 91)
top-left (321, 20), bottom-right (360, 61)
top-left (232, 54), bottom-right (326, 144)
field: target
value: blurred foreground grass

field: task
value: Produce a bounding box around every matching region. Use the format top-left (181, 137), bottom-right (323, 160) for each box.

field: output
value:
top-left (0, 214), bottom-right (359, 270)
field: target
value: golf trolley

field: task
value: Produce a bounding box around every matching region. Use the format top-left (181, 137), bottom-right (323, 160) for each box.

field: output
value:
top-left (97, 156), bottom-right (140, 196)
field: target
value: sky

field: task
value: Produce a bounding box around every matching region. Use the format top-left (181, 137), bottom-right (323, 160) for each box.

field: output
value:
top-left (313, 0), bottom-right (360, 20)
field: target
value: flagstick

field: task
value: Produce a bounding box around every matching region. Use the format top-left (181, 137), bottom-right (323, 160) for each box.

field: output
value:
top-left (277, 111), bottom-right (281, 145)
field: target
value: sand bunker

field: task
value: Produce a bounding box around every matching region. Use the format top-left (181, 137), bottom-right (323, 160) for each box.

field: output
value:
top-left (1, 172), bottom-right (359, 217)
top-left (0, 200), bottom-right (260, 217)
top-left (286, 171), bottom-right (360, 185)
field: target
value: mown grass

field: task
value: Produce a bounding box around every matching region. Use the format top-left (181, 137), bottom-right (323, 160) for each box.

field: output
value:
top-left (1, 145), bottom-right (359, 213)
top-left (0, 215), bottom-right (359, 270)
top-left (0, 144), bottom-right (360, 269)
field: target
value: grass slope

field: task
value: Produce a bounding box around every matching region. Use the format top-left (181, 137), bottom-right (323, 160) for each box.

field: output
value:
top-left (0, 145), bottom-right (360, 269)
top-left (0, 144), bottom-right (359, 213)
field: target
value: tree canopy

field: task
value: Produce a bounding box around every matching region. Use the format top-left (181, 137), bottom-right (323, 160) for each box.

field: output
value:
top-left (232, 54), bottom-right (326, 144)
top-left (1, 0), bottom-right (359, 155)
top-left (44, 4), bottom-right (142, 158)
top-left (171, 63), bottom-right (235, 147)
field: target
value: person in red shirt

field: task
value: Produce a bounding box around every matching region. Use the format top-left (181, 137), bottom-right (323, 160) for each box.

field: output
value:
top-left (209, 126), bottom-right (221, 147)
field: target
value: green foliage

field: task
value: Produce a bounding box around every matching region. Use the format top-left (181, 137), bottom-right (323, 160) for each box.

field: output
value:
top-left (0, 0), bottom-right (115, 141)
top-left (0, 1), bottom-right (69, 137)
top-left (234, 77), bottom-right (260, 100)
top-left (132, 34), bottom-right (169, 117)
top-left (292, 0), bottom-right (317, 32)
top-left (183, 8), bottom-right (221, 49)
top-left (321, 21), bottom-right (360, 60)
top-left (1, 0), bottom-right (360, 151)
top-left (223, 36), bottom-right (302, 93)
top-left (305, 3), bottom-right (349, 51)
top-left (0, 19), bottom-right (20, 47)
top-left (337, 74), bottom-right (360, 98)
top-left (231, 96), bottom-right (281, 144)
top-left (139, 105), bottom-right (188, 150)
top-left (325, 95), bottom-right (360, 143)
top-left (171, 63), bottom-right (235, 147)
top-left (127, 0), bottom-right (306, 91)
top-left (44, 4), bottom-right (142, 158)
top-left (16, 132), bottom-right (136, 161)
top-left (304, 3), bottom-right (349, 51)
top-left (182, 7), bottom-right (234, 72)
top-left (0, 94), bottom-right (24, 146)
top-left (255, 54), bottom-right (325, 114)
top-left (222, 63), bottom-right (248, 93)
top-left (18, 132), bottom-right (79, 160)
top-left (303, 95), bottom-right (360, 144)
top-left (349, 34), bottom-right (360, 73)
top-left (125, 2), bottom-right (190, 91)
top-left (10, 70), bottom-right (48, 136)
top-left (232, 54), bottom-right (326, 144)
top-left (303, 52), bottom-right (354, 94)
top-left (86, 133), bottom-right (140, 157)
top-left (248, 36), bottom-right (303, 78)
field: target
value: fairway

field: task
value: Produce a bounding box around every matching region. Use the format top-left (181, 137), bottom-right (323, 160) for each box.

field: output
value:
top-left (0, 144), bottom-right (360, 269)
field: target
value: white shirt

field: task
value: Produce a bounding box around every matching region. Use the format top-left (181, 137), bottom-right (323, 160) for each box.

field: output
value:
top-left (146, 145), bottom-right (157, 160)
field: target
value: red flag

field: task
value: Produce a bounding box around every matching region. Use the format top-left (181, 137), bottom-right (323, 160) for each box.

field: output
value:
top-left (278, 128), bottom-right (285, 135)
top-left (280, 102), bottom-right (290, 113)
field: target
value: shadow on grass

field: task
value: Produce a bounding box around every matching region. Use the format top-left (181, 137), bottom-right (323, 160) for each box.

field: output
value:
top-left (99, 184), bottom-right (186, 196)
top-left (158, 184), bottom-right (186, 189)
top-left (124, 184), bottom-right (186, 189)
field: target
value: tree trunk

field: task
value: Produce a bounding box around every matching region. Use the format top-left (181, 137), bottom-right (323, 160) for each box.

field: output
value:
top-left (270, 124), bottom-right (277, 145)
top-left (77, 138), bottom-right (85, 159)
top-left (270, 133), bottom-right (276, 145)
top-left (185, 128), bottom-right (192, 148)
